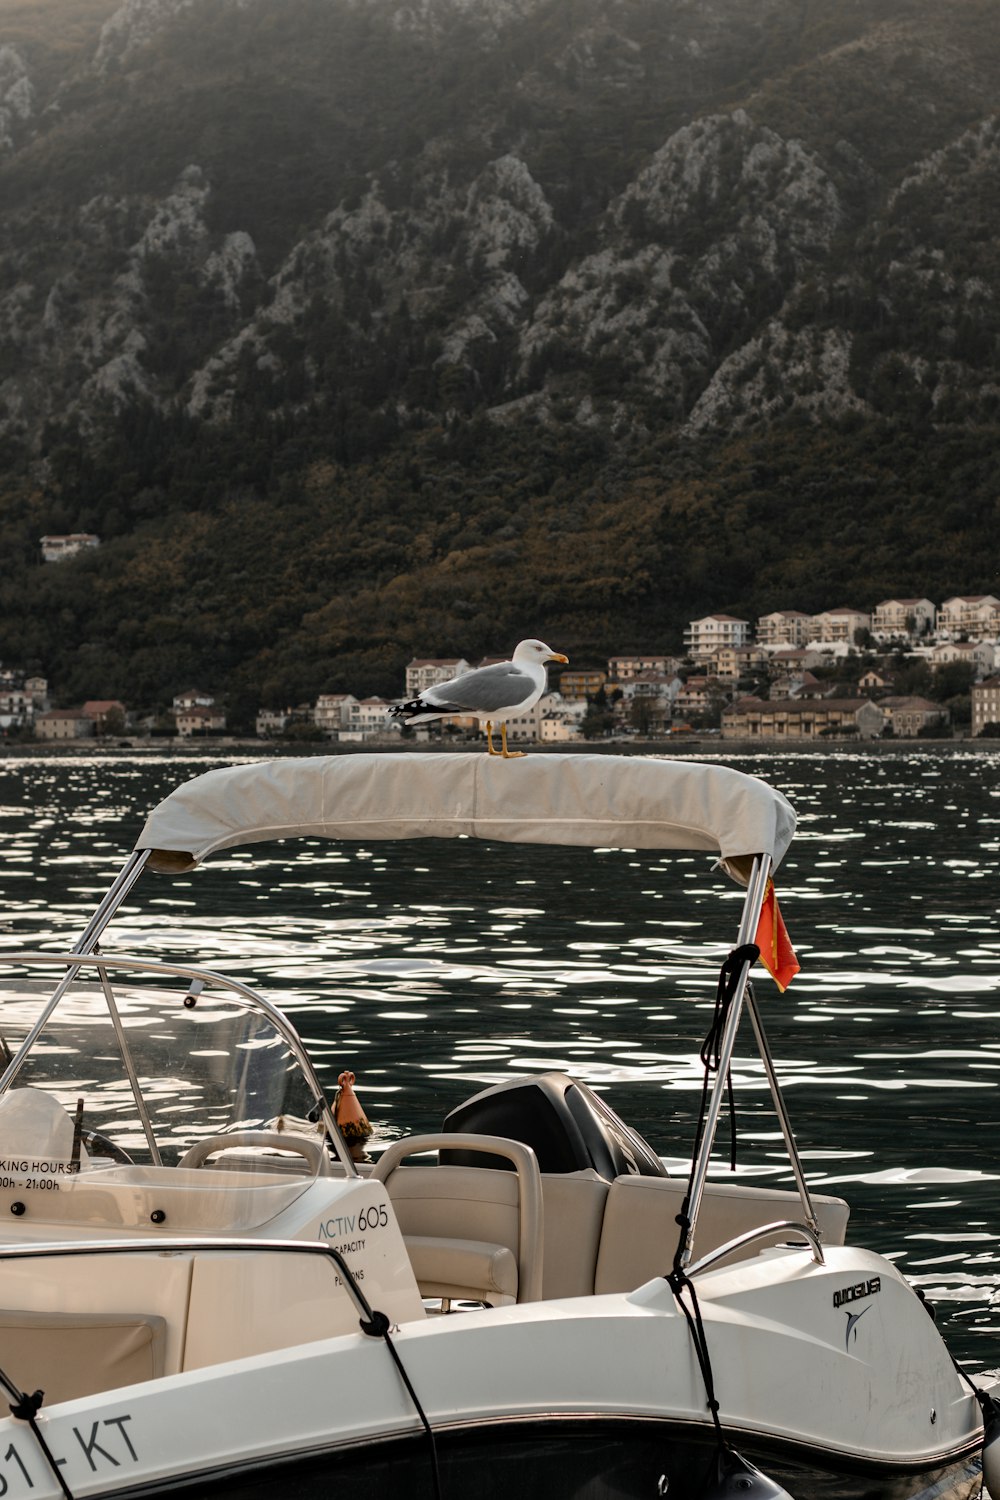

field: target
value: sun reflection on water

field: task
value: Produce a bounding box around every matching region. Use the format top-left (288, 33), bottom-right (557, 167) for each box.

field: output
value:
top-left (0, 749), bottom-right (998, 1359)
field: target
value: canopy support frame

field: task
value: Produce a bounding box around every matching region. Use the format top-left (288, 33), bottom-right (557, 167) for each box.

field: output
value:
top-left (0, 850), bottom-right (151, 1094)
top-left (679, 854), bottom-right (770, 1269)
top-left (746, 988), bottom-right (819, 1238)
top-left (679, 853), bottom-right (818, 1264)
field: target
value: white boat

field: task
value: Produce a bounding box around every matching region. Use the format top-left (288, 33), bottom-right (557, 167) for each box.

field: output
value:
top-left (0, 752), bottom-right (996, 1500)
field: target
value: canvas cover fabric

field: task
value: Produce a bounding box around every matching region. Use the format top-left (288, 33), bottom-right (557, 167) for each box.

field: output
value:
top-left (135, 753), bottom-right (795, 882)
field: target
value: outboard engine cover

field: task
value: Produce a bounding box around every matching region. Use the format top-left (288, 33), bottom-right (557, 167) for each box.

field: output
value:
top-left (442, 1072), bottom-right (669, 1181)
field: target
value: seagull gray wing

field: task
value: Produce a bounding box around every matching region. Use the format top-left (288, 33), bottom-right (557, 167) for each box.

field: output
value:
top-left (425, 662), bottom-right (536, 713)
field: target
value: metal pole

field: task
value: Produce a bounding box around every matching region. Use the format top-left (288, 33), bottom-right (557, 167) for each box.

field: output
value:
top-left (679, 853), bottom-right (772, 1269)
top-left (745, 988), bottom-right (819, 1236)
top-left (0, 852), bottom-right (151, 1093)
top-left (73, 850), bottom-right (151, 956)
top-left (94, 961), bottom-right (163, 1166)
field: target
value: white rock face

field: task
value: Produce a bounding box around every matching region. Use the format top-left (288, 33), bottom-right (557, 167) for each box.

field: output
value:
top-left (136, 166), bottom-right (211, 257)
top-left (81, 333), bottom-right (155, 413)
top-left (188, 154), bottom-right (555, 418)
top-left (203, 232), bottom-right (259, 310)
top-left (378, 0), bottom-right (543, 42)
top-left (890, 116), bottom-right (1000, 209)
top-left (0, 47), bottom-right (34, 152)
top-left (518, 108), bottom-right (843, 416)
top-left (3, 0), bottom-right (989, 459)
top-left (465, 155), bottom-right (553, 271)
top-left (686, 321), bottom-right (868, 434)
top-left (0, 161), bottom-right (261, 443)
top-left (95, 0), bottom-right (202, 71)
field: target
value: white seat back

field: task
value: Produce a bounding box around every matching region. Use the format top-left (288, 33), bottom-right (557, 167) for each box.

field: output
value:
top-left (374, 1133), bottom-right (543, 1306)
top-left (595, 1175), bottom-right (850, 1293)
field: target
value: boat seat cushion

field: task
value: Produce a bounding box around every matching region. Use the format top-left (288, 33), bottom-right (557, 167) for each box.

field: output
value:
top-left (404, 1235), bottom-right (518, 1306)
top-left (382, 1162), bottom-right (607, 1303)
top-left (594, 1175), bottom-right (851, 1293)
top-left (382, 1163), bottom-right (522, 1244)
top-left (540, 1170), bottom-right (610, 1299)
top-left (381, 1163), bottom-right (524, 1305)
top-left (0, 1309), bottom-right (166, 1406)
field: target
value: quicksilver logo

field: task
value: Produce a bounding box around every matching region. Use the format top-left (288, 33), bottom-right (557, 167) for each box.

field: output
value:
top-left (844, 1306), bottom-right (870, 1346)
top-left (832, 1276), bottom-right (880, 1309)
top-left (833, 1276), bottom-right (880, 1351)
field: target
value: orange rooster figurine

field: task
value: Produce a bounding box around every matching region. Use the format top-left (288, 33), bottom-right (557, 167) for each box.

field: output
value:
top-left (334, 1070), bottom-right (373, 1162)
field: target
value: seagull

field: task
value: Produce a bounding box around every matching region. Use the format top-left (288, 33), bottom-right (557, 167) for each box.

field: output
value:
top-left (389, 639), bottom-right (569, 758)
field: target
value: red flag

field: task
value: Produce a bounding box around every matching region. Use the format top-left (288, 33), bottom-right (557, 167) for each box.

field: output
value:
top-left (754, 879), bottom-right (800, 991)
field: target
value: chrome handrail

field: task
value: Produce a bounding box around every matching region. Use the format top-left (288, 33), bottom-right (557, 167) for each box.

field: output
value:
top-left (0, 1236), bottom-right (378, 1323)
top-left (687, 1219), bottom-right (825, 1277)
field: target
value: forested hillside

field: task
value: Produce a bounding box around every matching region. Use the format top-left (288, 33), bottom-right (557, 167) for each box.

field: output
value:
top-left (1, 0), bottom-right (999, 712)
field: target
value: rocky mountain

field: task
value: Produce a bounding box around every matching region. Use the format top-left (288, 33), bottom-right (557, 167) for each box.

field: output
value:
top-left (1, 0), bottom-right (999, 711)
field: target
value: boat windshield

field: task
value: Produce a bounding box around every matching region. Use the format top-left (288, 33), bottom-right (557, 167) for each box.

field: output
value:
top-left (0, 957), bottom-right (332, 1192)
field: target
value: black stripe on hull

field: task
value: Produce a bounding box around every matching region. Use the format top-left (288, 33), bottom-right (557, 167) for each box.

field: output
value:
top-left (98, 1419), bottom-right (983, 1500)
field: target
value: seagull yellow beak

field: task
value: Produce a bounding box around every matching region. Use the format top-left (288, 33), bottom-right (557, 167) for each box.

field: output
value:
top-left (548, 652), bottom-right (569, 664)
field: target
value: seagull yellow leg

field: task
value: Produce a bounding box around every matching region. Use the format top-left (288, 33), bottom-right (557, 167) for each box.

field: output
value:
top-left (485, 721), bottom-right (501, 755)
top-left (500, 723), bottom-right (525, 759)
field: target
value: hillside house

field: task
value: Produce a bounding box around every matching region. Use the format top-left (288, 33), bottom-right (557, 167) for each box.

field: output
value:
top-left (674, 675), bottom-right (724, 719)
top-left (175, 705), bottom-right (226, 737)
top-left (82, 699), bottom-right (127, 732)
top-left (256, 709), bottom-right (292, 738)
top-left (40, 533), bottom-right (100, 563)
top-left (539, 712), bottom-right (584, 743)
top-left (937, 596), bottom-right (1000, 641)
top-left (0, 689), bottom-right (33, 731)
top-left (871, 598), bottom-right (935, 640)
top-left (931, 641), bottom-right (995, 675)
top-left (722, 697), bottom-right (885, 741)
top-left (880, 697), bottom-right (949, 737)
top-left (769, 647), bottom-right (827, 673)
top-left (34, 709), bottom-right (96, 741)
top-left (607, 654), bottom-right (681, 681)
top-left (809, 607), bottom-right (871, 645)
top-left (618, 672), bottom-right (681, 705)
top-left (858, 669), bottom-right (894, 694)
top-left (684, 614), bottom-right (751, 659)
top-left (342, 697), bottom-right (396, 740)
top-left (756, 611), bottom-right (812, 648)
top-left (708, 644), bottom-right (767, 681)
top-left (972, 678), bottom-right (1000, 736)
top-left (404, 658), bottom-right (470, 698)
top-left (173, 688), bottom-right (215, 711)
top-left (612, 675), bottom-right (678, 734)
top-left (557, 668), bottom-right (607, 701)
top-left (770, 669), bottom-right (822, 700)
top-left (314, 693), bottom-right (359, 737)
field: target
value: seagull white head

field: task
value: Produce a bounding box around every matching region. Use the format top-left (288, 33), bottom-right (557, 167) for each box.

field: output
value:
top-left (512, 639), bottom-right (569, 666)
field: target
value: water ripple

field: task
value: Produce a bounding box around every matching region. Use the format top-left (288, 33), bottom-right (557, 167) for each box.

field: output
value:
top-left (0, 749), bottom-right (998, 1362)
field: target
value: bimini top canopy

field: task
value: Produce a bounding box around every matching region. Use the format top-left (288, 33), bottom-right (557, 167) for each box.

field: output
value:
top-left (135, 753), bottom-right (795, 884)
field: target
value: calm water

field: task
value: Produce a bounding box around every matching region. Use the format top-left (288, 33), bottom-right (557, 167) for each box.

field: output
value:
top-left (0, 748), bottom-right (998, 1367)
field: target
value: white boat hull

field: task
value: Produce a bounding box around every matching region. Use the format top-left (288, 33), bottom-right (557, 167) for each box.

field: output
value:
top-left (1, 1245), bottom-right (985, 1500)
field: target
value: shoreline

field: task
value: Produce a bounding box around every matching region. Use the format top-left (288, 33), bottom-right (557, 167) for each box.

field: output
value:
top-left (1, 736), bottom-right (995, 760)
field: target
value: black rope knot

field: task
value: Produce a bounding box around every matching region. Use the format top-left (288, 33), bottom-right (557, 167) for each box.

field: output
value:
top-left (701, 944), bottom-right (760, 1073)
top-left (664, 1267), bottom-right (726, 1455)
top-left (9, 1389), bottom-right (43, 1421)
top-left (696, 944), bottom-right (760, 1175)
top-left (662, 942), bottom-right (762, 1466)
top-left (359, 1310), bottom-right (392, 1338)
